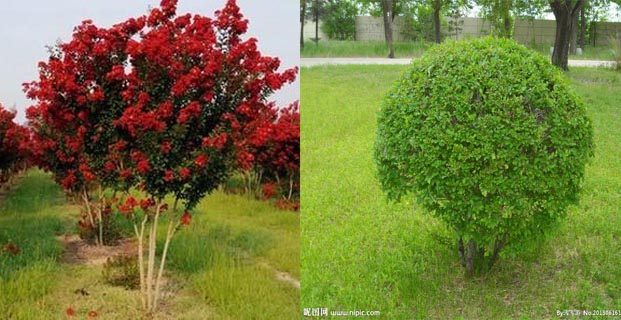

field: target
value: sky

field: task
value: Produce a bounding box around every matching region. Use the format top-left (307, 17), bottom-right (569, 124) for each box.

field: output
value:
top-left (0, 0), bottom-right (299, 124)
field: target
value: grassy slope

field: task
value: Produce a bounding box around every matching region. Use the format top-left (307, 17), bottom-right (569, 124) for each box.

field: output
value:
top-left (301, 65), bottom-right (621, 319)
top-left (301, 40), bottom-right (617, 61)
top-left (0, 170), bottom-right (299, 319)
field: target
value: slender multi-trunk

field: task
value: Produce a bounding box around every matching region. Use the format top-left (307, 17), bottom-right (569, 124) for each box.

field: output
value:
top-left (381, 0), bottom-right (395, 58)
top-left (433, 0), bottom-right (442, 44)
top-left (81, 186), bottom-right (102, 247)
top-left (458, 235), bottom-right (507, 277)
top-left (551, 0), bottom-right (584, 70)
top-left (135, 200), bottom-right (182, 312)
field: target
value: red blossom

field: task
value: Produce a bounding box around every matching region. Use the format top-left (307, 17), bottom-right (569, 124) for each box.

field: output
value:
top-left (261, 182), bottom-right (278, 199)
top-left (106, 64), bottom-right (126, 81)
top-left (140, 198), bottom-right (155, 210)
top-left (194, 154), bottom-right (208, 168)
top-left (103, 161), bottom-right (116, 172)
top-left (180, 211), bottom-right (191, 225)
top-left (119, 168), bottom-right (133, 180)
top-left (88, 310), bottom-right (98, 318)
top-left (160, 141), bottom-right (172, 154)
top-left (125, 196), bottom-right (138, 208)
top-left (179, 167), bottom-right (191, 179)
top-left (137, 159), bottom-right (151, 174)
top-left (164, 170), bottom-right (174, 182)
top-left (65, 307), bottom-right (76, 317)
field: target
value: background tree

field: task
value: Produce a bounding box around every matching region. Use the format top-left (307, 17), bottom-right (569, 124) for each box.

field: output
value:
top-left (308, 0), bottom-right (328, 44)
top-left (478, 0), bottom-right (515, 38)
top-left (321, 0), bottom-right (359, 40)
top-left (381, 0), bottom-right (395, 57)
top-left (301, 0), bottom-right (307, 49)
top-left (400, 2), bottom-right (437, 41)
top-left (550, 0), bottom-right (584, 70)
top-left (357, 0), bottom-right (407, 56)
top-left (432, 0), bottom-right (444, 42)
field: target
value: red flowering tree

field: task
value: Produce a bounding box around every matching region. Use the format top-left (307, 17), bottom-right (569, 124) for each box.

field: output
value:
top-left (26, 0), bottom-right (297, 313)
top-left (113, 1), bottom-right (296, 310)
top-left (25, 18), bottom-right (140, 246)
top-left (245, 102), bottom-right (300, 209)
top-left (0, 104), bottom-right (31, 185)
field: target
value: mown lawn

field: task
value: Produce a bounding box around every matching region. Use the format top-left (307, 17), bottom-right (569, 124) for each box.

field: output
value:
top-left (301, 65), bottom-right (621, 319)
top-left (301, 40), bottom-right (618, 61)
top-left (0, 170), bottom-right (299, 319)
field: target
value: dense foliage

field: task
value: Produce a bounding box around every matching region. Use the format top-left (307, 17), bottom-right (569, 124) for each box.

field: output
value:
top-left (374, 37), bottom-right (594, 274)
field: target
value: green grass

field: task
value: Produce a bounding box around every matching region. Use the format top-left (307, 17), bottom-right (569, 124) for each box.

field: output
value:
top-left (301, 65), bottom-right (621, 318)
top-left (301, 40), bottom-right (430, 58)
top-left (0, 170), bottom-right (71, 317)
top-left (301, 40), bottom-right (617, 60)
top-left (0, 170), bottom-right (299, 319)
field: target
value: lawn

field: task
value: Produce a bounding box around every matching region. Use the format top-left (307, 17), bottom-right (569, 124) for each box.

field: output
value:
top-left (301, 40), bottom-right (618, 61)
top-left (301, 64), bottom-right (621, 318)
top-left (0, 170), bottom-right (299, 319)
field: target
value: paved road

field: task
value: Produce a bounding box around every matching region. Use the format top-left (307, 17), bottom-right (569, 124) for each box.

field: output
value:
top-left (301, 57), bottom-right (615, 68)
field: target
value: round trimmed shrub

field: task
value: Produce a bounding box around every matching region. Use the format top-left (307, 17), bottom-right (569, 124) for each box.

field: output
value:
top-left (374, 37), bottom-right (594, 274)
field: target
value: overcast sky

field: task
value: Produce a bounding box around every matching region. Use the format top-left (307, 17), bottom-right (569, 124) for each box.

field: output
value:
top-left (0, 0), bottom-right (299, 123)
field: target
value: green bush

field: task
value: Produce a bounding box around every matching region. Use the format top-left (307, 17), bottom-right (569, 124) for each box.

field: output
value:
top-left (374, 37), bottom-right (594, 275)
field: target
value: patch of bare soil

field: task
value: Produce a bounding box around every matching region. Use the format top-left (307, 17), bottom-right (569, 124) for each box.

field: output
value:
top-left (257, 261), bottom-right (300, 289)
top-left (57, 234), bottom-right (138, 265)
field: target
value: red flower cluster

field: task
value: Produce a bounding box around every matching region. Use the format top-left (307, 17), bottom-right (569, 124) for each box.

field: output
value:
top-left (180, 211), bottom-right (191, 225)
top-left (261, 182), bottom-right (278, 200)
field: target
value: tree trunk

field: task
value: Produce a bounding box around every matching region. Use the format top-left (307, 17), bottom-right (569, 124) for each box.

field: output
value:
top-left (301, 0), bottom-right (306, 50)
top-left (580, 5), bottom-right (585, 50)
top-left (551, 0), bottom-right (584, 71)
top-left (465, 239), bottom-right (475, 277)
top-left (314, 0), bottom-right (319, 45)
top-left (433, 0), bottom-right (442, 44)
top-left (569, 13), bottom-right (579, 54)
top-left (381, 0), bottom-right (395, 58)
top-left (458, 237), bottom-right (466, 267)
top-left (488, 235), bottom-right (507, 270)
top-left (504, 0), bottom-right (514, 38)
top-left (502, 10), bottom-right (513, 38)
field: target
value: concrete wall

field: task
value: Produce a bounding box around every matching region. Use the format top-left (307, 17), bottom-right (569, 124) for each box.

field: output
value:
top-left (592, 21), bottom-right (621, 46)
top-left (353, 16), bottom-right (620, 47)
top-left (302, 21), bottom-right (327, 41)
top-left (355, 16), bottom-right (408, 41)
